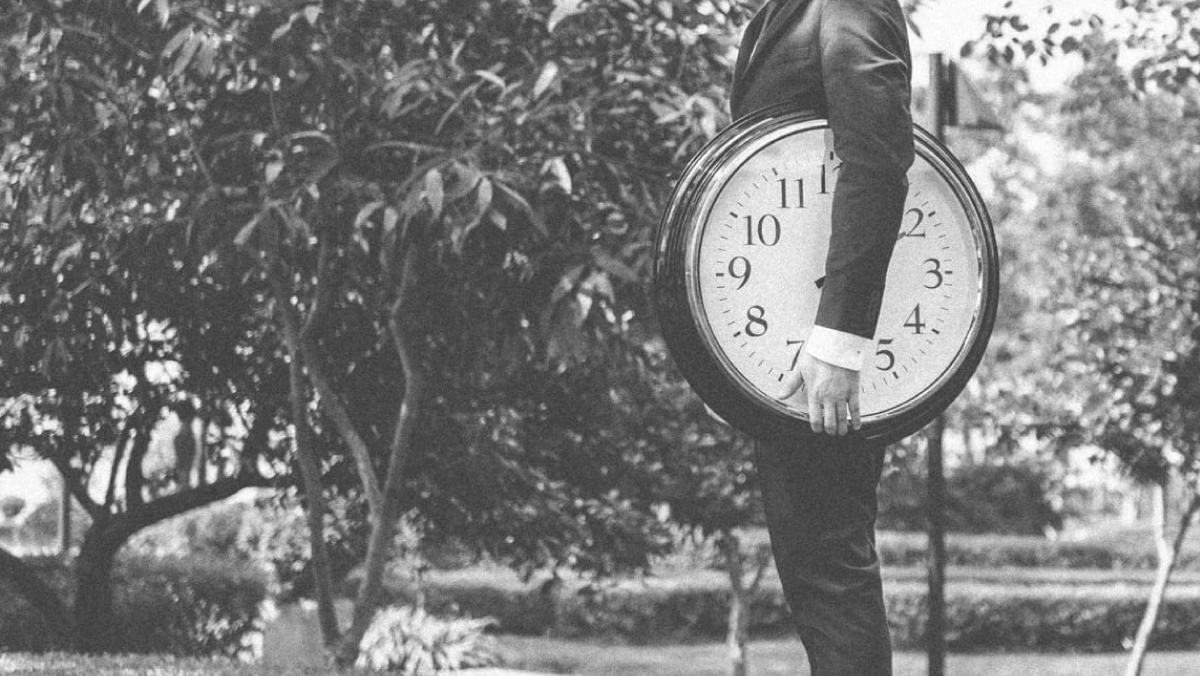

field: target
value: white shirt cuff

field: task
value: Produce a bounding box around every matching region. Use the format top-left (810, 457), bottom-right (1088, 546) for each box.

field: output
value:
top-left (805, 326), bottom-right (872, 372)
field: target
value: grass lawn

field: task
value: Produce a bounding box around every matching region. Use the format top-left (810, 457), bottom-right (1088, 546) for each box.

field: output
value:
top-left (500, 636), bottom-right (1200, 676)
top-left (1, 643), bottom-right (1198, 675)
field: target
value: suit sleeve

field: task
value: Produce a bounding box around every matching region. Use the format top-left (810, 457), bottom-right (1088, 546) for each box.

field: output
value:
top-left (815, 0), bottom-right (914, 339)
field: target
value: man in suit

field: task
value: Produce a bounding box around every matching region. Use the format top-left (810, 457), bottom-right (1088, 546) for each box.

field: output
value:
top-left (729, 1), bottom-right (914, 674)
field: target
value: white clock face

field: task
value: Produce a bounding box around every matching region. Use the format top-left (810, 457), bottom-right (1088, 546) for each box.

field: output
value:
top-left (687, 125), bottom-right (984, 422)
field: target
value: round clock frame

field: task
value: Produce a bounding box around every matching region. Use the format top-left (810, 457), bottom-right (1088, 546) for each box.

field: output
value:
top-left (653, 106), bottom-right (999, 445)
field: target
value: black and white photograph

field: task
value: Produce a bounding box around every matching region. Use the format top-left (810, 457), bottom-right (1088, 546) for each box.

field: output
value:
top-left (0, 1), bottom-right (1197, 675)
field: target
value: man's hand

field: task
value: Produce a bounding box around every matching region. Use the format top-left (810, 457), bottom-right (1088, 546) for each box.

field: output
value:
top-left (778, 351), bottom-right (861, 436)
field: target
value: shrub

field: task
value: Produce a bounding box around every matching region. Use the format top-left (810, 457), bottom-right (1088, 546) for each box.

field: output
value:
top-left (0, 555), bottom-right (267, 656)
top-left (111, 555), bottom-right (268, 658)
top-left (879, 461), bottom-right (1064, 535)
top-left (875, 531), bottom-right (1200, 571)
top-left (418, 569), bottom-right (1200, 652)
top-left (356, 605), bottom-right (499, 673)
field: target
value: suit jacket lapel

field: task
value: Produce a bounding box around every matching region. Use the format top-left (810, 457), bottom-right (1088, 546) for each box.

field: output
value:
top-left (732, 0), bottom-right (813, 107)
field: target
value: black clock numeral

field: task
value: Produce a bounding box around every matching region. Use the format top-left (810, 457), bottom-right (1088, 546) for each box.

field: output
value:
top-left (786, 339), bottom-right (806, 371)
top-left (898, 207), bottom-right (927, 239)
top-left (819, 154), bottom-right (841, 194)
top-left (875, 338), bottom-right (896, 371)
top-left (777, 178), bottom-right (806, 209)
top-left (744, 215), bottom-right (781, 246)
top-left (727, 256), bottom-right (752, 289)
top-left (745, 306), bottom-right (769, 337)
top-left (904, 305), bottom-right (927, 334)
top-left (924, 258), bottom-right (945, 289)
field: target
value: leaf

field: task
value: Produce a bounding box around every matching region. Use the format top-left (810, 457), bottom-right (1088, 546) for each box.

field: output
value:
top-left (425, 169), bottom-right (445, 219)
top-left (354, 201), bottom-right (385, 229)
top-left (551, 265), bottom-right (585, 305)
top-left (542, 157), bottom-right (572, 194)
top-left (494, 180), bottom-right (546, 236)
top-left (195, 36), bottom-right (218, 78)
top-left (533, 62), bottom-right (560, 99)
top-left (593, 250), bottom-right (640, 283)
top-left (547, 0), bottom-right (586, 32)
top-left (474, 69), bottom-right (506, 88)
top-left (52, 242), bottom-right (83, 274)
top-left (234, 210), bottom-right (266, 248)
top-left (489, 210), bottom-right (508, 232)
top-left (172, 33), bottom-right (202, 77)
top-left (155, 0), bottom-right (170, 28)
top-left (271, 17), bottom-right (295, 42)
top-left (383, 207), bottom-right (400, 234)
top-left (581, 271), bottom-right (614, 302)
top-left (264, 160), bottom-right (284, 184)
top-left (453, 178), bottom-right (494, 252)
top-left (162, 27), bottom-right (192, 59)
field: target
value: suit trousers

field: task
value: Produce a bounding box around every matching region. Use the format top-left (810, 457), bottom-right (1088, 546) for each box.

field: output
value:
top-left (756, 434), bottom-right (891, 676)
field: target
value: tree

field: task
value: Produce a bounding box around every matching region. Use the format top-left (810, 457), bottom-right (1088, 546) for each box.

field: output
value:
top-left (2, 0), bottom-right (760, 662)
top-left (0, 177), bottom-right (288, 650)
top-left (1048, 55), bottom-right (1200, 675)
top-left (965, 19), bottom-right (1200, 671)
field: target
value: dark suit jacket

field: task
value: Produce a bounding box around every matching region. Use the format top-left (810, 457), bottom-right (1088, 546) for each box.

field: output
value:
top-left (730, 0), bottom-right (914, 340)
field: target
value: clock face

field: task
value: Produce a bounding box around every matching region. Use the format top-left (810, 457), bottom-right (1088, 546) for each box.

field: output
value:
top-left (683, 122), bottom-right (987, 423)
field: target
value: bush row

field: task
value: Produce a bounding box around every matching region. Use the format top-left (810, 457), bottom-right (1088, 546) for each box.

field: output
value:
top-left (875, 531), bottom-right (1200, 571)
top-left (420, 574), bottom-right (1200, 652)
top-left (0, 555), bottom-right (267, 656)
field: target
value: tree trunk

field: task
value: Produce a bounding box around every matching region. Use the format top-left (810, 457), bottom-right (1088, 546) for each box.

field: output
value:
top-left (925, 413), bottom-right (948, 676)
top-left (0, 546), bottom-right (73, 648)
top-left (289, 358), bottom-right (342, 649)
top-left (74, 521), bottom-right (123, 653)
top-left (73, 474), bottom-right (269, 652)
top-left (1123, 487), bottom-right (1200, 676)
top-left (718, 532), bottom-right (751, 676)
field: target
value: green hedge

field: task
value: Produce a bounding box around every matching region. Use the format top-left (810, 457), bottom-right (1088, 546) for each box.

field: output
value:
top-left (420, 571), bottom-right (1200, 652)
top-left (876, 531), bottom-right (1200, 571)
top-left (0, 555), bottom-right (267, 656)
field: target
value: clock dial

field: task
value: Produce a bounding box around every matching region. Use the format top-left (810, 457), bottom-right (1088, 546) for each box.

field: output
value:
top-left (656, 110), bottom-right (997, 442)
top-left (687, 123), bottom-right (985, 422)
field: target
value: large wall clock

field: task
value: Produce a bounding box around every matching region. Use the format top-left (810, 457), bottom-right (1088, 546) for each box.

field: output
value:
top-left (653, 107), bottom-right (999, 444)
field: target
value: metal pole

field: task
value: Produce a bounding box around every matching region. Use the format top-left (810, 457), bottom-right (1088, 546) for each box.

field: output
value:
top-left (925, 54), bottom-right (949, 676)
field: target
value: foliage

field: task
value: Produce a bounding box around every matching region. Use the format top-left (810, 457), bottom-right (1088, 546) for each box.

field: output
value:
top-left (356, 605), bottom-right (499, 673)
top-left (967, 0), bottom-right (1200, 91)
top-left (875, 530), bottom-right (1200, 571)
top-left (1044, 51), bottom-right (1200, 490)
top-left (404, 565), bottom-right (1200, 651)
top-left (0, 555), bottom-right (267, 657)
top-left (0, 0), bottom-right (767, 657)
top-left (879, 460), bottom-right (1065, 535)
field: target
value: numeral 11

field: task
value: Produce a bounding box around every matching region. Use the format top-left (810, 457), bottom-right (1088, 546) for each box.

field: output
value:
top-left (777, 178), bottom-right (805, 209)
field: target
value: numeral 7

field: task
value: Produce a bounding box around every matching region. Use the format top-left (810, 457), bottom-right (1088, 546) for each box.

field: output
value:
top-left (787, 339), bottom-right (806, 371)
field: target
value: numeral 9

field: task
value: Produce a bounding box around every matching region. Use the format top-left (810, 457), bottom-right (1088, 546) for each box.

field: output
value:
top-left (728, 256), bottom-right (751, 290)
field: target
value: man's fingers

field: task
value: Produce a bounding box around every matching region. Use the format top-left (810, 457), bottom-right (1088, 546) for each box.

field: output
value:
top-left (835, 401), bottom-right (849, 436)
top-left (823, 399), bottom-right (838, 436)
top-left (778, 369), bottom-right (805, 400)
top-left (807, 392), bottom-right (824, 433)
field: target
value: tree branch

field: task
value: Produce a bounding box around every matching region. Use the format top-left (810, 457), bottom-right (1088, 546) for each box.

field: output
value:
top-left (118, 472), bottom-right (271, 539)
top-left (268, 266), bottom-right (384, 516)
top-left (123, 424), bottom-right (151, 510)
top-left (103, 417), bottom-right (134, 511)
top-left (46, 455), bottom-right (101, 521)
top-left (301, 231), bottom-right (336, 339)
